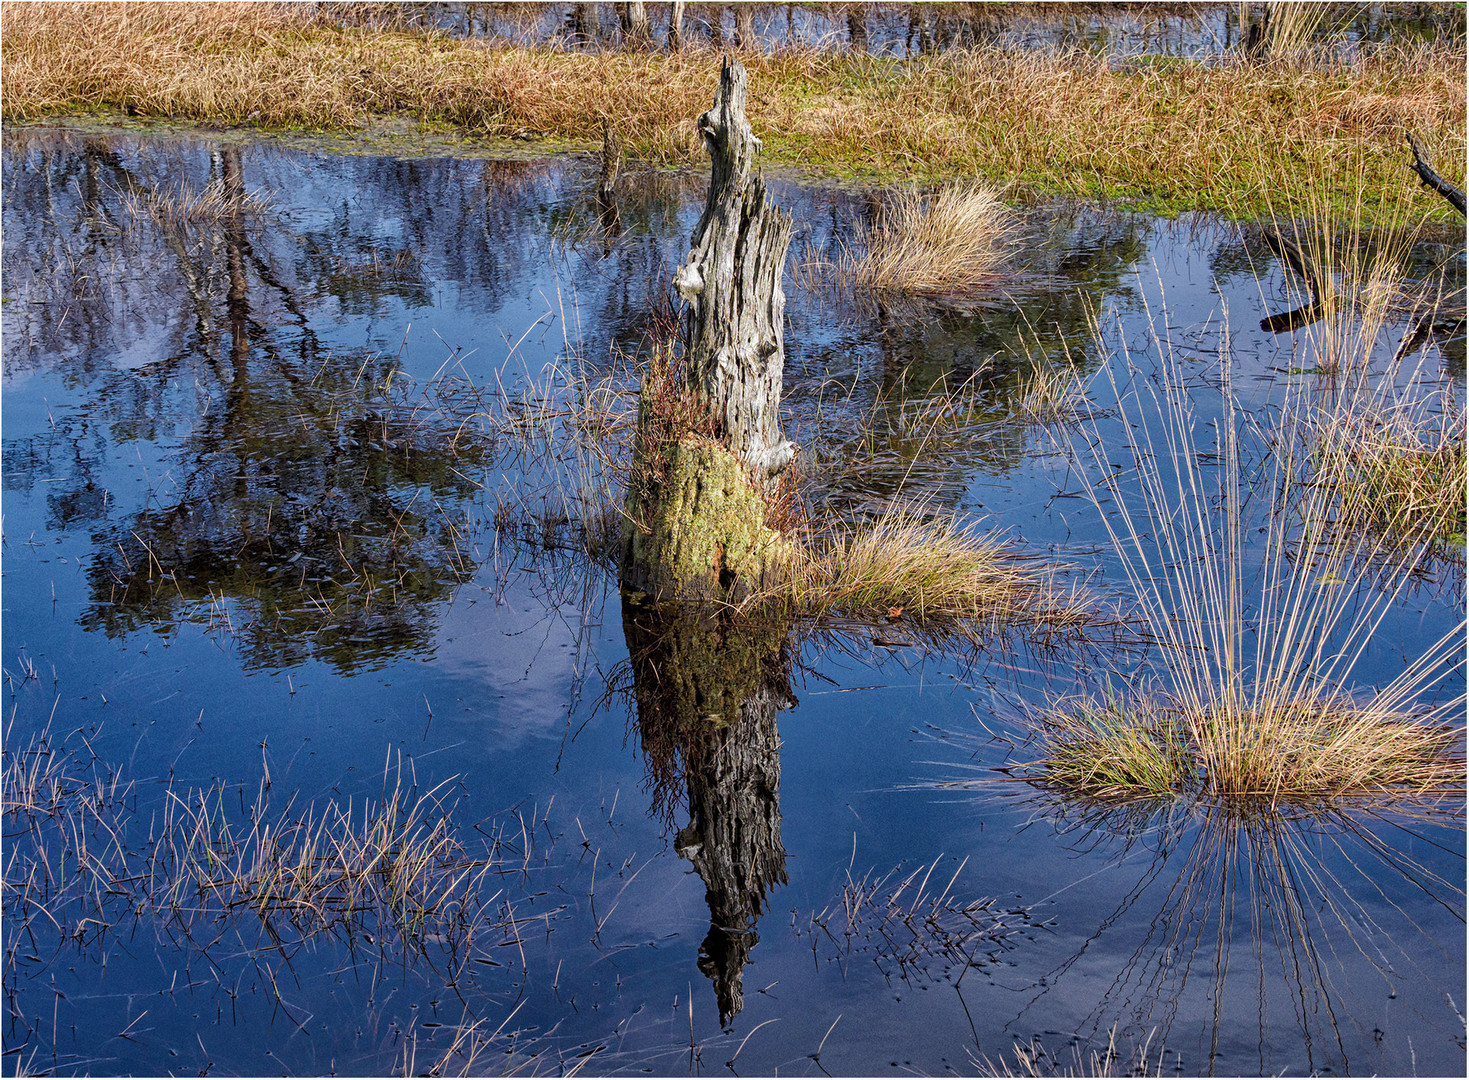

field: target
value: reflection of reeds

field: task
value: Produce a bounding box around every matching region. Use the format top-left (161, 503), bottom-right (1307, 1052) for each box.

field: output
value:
top-left (995, 793), bottom-right (1462, 1075)
top-left (976, 1024), bottom-right (1171, 1077)
top-left (802, 855), bottom-right (1037, 983)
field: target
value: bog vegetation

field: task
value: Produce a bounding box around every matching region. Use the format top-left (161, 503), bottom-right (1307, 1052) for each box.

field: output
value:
top-left (2, 1), bottom-right (1464, 217)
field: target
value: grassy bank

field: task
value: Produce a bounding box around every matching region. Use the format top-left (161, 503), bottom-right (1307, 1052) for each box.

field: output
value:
top-left (3, 2), bottom-right (1464, 217)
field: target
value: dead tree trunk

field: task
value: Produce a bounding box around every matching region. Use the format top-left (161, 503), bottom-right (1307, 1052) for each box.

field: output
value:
top-left (621, 56), bottom-right (795, 603)
top-left (673, 57), bottom-right (795, 478)
top-left (669, 0), bottom-right (686, 50)
top-left (618, 1), bottom-right (653, 49)
top-left (1407, 132), bottom-right (1466, 216)
top-left (846, 3), bottom-right (868, 52)
top-left (569, 3), bottom-right (599, 47)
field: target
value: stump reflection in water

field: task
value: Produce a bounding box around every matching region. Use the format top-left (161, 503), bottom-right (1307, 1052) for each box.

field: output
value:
top-left (621, 594), bottom-right (794, 1026)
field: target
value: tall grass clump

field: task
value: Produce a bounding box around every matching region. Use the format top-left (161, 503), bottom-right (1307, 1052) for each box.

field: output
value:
top-left (844, 183), bottom-right (1014, 296)
top-left (1250, 146), bottom-right (1465, 546)
top-left (1028, 306), bottom-right (1464, 807)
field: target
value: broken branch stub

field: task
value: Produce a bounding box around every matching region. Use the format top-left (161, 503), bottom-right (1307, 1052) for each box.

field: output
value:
top-left (674, 55), bottom-right (796, 480)
top-left (1406, 132), bottom-right (1466, 217)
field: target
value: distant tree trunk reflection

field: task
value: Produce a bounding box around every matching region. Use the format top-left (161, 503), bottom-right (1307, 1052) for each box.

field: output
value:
top-left (621, 595), bottom-right (793, 1026)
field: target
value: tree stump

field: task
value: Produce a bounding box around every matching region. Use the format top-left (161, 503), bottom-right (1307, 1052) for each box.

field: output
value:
top-left (674, 56), bottom-right (796, 479)
top-left (621, 57), bottom-right (796, 603)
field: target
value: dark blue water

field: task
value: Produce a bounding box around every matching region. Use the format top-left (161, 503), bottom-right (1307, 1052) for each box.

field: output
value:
top-left (2, 128), bottom-right (1463, 1077)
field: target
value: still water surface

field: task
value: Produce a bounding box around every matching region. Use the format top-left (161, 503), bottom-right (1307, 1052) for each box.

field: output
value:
top-left (2, 128), bottom-right (1463, 1076)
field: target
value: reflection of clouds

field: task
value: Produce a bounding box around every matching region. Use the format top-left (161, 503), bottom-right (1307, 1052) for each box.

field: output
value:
top-left (429, 582), bottom-right (593, 748)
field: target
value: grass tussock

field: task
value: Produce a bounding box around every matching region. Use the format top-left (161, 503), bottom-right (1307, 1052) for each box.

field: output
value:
top-left (3, 734), bottom-right (509, 956)
top-left (1315, 387), bottom-right (1467, 545)
top-left (2, 3), bottom-right (1464, 216)
top-left (844, 183), bottom-right (1013, 295)
top-left (162, 768), bottom-right (487, 939)
top-left (1028, 303), bottom-right (1465, 808)
top-left (1030, 692), bottom-right (1462, 803)
top-left (773, 508), bottom-right (1088, 630)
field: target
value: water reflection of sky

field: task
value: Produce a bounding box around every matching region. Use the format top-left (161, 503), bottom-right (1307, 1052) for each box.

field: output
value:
top-left (2, 128), bottom-right (1463, 1077)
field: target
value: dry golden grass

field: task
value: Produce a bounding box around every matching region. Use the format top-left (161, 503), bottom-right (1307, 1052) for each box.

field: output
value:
top-left (1030, 692), bottom-right (1463, 803)
top-left (1315, 391), bottom-right (1467, 545)
top-left (772, 507), bottom-right (1088, 629)
top-left (3, 2), bottom-right (1464, 216)
top-left (844, 183), bottom-right (1013, 295)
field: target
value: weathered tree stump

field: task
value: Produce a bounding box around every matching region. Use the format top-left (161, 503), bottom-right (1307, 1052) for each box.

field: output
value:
top-left (621, 56), bottom-right (796, 603)
top-left (673, 56), bottom-right (796, 479)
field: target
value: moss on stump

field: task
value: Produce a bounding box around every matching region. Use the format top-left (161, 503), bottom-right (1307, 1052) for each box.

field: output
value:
top-left (622, 436), bottom-right (789, 604)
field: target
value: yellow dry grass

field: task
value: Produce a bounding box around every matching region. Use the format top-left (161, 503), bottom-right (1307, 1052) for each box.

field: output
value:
top-left (772, 507), bottom-right (1088, 630)
top-left (2, 2), bottom-right (1464, 216)
top-left (845, 183), bottom-right (1013, 294)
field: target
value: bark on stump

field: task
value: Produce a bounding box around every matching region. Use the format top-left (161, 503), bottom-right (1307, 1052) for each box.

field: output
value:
top-left (621, 56), bottom-right (795, 603)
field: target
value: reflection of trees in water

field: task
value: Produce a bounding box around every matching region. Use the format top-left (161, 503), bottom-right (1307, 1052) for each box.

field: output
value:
top-left (1013, 796), bottom-right (1465, 1076)
top-left (3, 135), bottom-right (495, 672)
top-left (3, 131), bottom-right (1159, 668)
top-left (621, 597), bottom-right (793, 1026)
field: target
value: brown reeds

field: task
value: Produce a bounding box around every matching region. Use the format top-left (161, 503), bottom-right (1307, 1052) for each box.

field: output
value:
top-left (774, 507), bottom-right (1088, 630)
top-left (2, 3), bottom-right (1463, 216)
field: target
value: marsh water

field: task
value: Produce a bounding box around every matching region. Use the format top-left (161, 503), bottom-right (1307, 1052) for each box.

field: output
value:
top-left (2, 127), bottom-right (1464, 1077)
top-left (416, 1), bottom-right (1464, 59)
